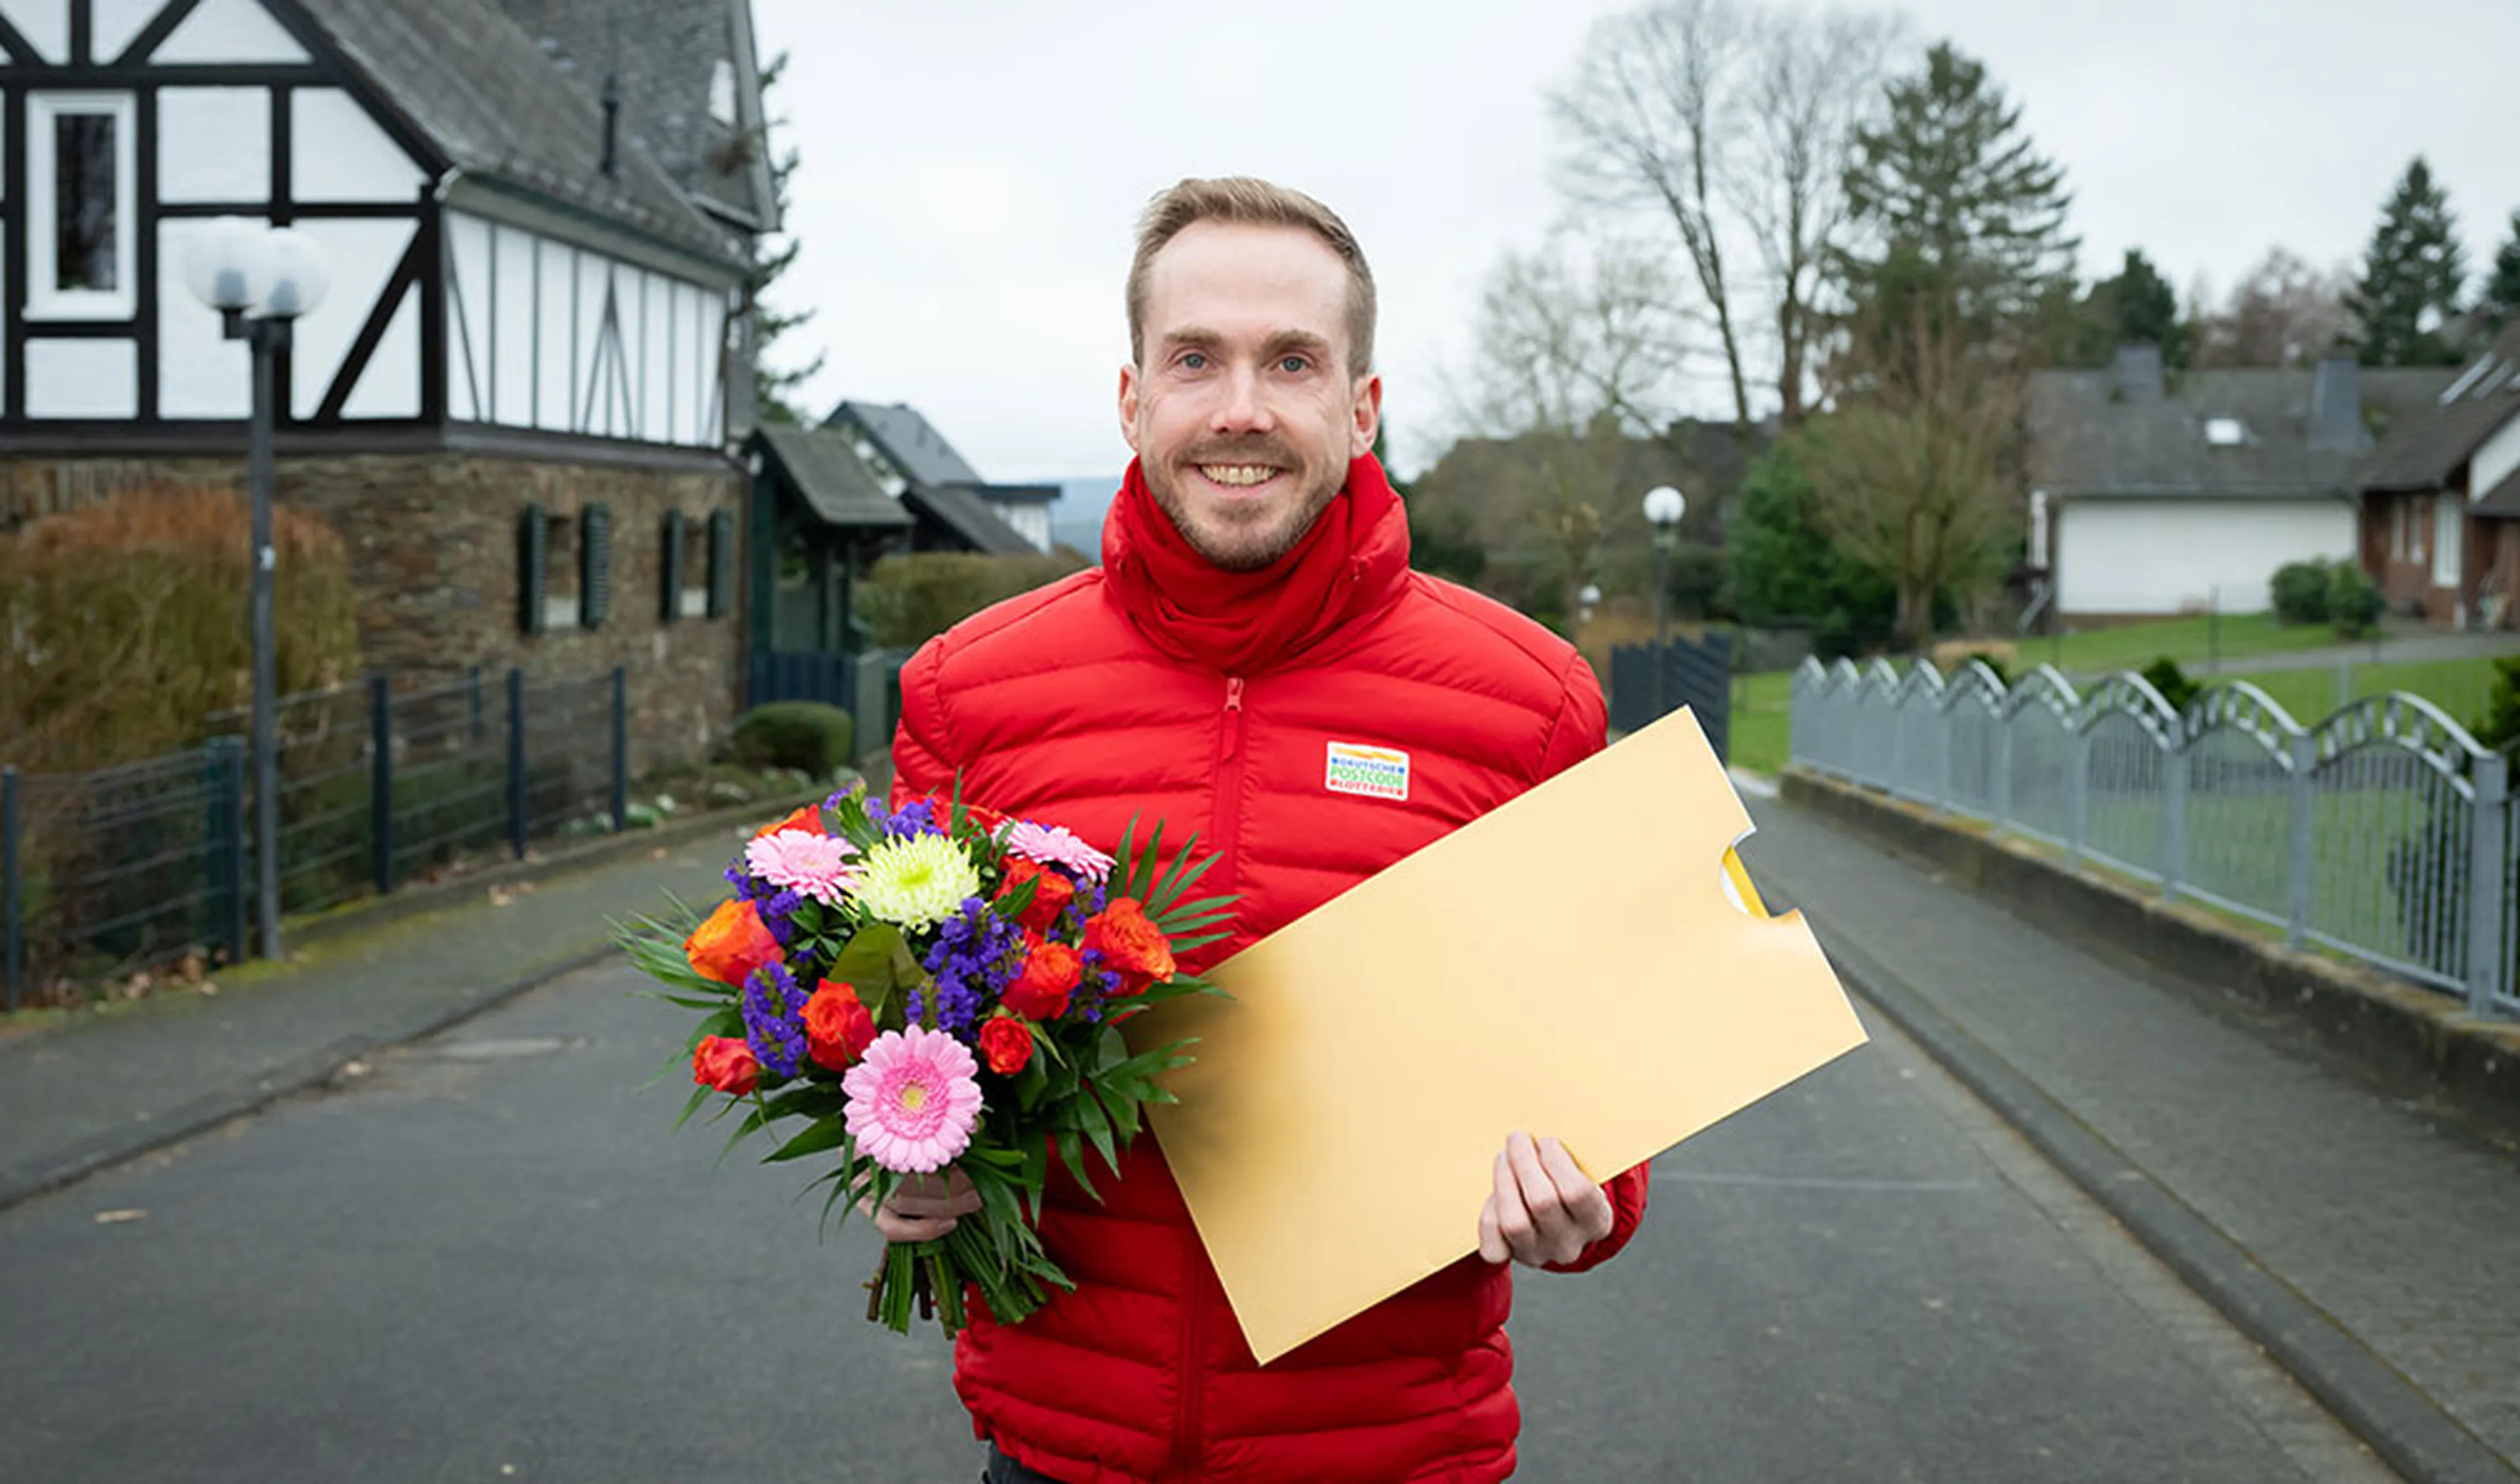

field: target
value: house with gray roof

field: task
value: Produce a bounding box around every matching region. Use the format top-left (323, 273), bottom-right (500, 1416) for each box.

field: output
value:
top-left (0, 0), bottom-right (781, 766)
top-left (2356, 320), bottom-right (2520, 629)
top-left (2026, 345), bottom-right (2453, 621)
top-left (824, 398), bottom-right (1060, 554)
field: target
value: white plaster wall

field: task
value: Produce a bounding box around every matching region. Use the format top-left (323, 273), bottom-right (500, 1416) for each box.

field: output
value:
top-left (2471, 409), bottom-right (2520, 503)
top-left (154, 0), bottom-right (304, 64)
top-left (339, 281), bottom-right (419, 419)
top-left (291, 89), bottom-right (421, 205)
top-left (155, 217), bottom-right (250, 417)
top-left (573, 252), bottom-right (609, 436)
top-left (1, 0), bottom-right (68, 61)
top-left (288, 217), bottom-right (415, 419)
top-left (535, 241), bottom-right (574, 433)
top-left (2058, 499), bottom-right (2356, 615)
top-left (91, 0), bottom-right (162, 63)
top-left (24, 339), bottom-right (137, 418)
top-left (492, 224), bottom-right (534, 425)
top-left (158, 87), bottom-right (270, 204)
top-left (445, 211), bottom-right (492, 420)
top-left (640, 269), bottom-right (670, 442)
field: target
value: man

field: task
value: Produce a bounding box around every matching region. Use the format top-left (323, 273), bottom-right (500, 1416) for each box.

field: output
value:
top-left (880, 177), bottom-right (1649, 1483)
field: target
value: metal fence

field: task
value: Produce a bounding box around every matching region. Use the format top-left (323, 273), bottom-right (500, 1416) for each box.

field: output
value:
top-left (1790, 657), bottom-right (2517, 1020)
top-left (3, 667), bottom-right (629, 1009)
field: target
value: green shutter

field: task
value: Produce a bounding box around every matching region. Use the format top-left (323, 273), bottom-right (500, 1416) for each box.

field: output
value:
top-left (660, 510), bottom-right (686, 623)
top-left (706, 509), bottom-right (734, 619)
top-left (518, 503), bottom-right (547, 635)
top-left (581, 503), bottom-right (612, 629)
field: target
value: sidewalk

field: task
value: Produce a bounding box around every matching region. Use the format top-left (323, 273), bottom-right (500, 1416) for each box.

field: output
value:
top-left (0, 821), bottom-right (753, 1212)
top-left (1739, 793), bottom-right (2520, 1484)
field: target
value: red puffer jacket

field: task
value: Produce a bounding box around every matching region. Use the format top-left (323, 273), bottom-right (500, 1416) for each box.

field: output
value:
top-left (891, 453), bottom-right (1649, 1483)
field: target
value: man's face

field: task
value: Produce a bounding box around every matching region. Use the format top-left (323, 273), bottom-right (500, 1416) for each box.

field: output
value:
top-left (1120, 221), bottom-right (1381, 572)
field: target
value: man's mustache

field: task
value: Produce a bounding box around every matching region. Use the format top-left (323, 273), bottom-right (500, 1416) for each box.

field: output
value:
top-left (1178, 442), bottom-right (1295, 468)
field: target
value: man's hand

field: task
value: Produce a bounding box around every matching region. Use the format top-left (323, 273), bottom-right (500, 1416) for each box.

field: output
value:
top-left (863, 1166), bottom-right (982, 1243)
top-left (1477, 1132), bottom-right (1614, 1268)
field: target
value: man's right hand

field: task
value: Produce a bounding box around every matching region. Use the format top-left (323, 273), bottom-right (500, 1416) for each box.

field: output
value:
top-left (866, 1166), bottom-right (982, 1243)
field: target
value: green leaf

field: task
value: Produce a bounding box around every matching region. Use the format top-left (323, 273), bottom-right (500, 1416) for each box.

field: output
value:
top-left (822, 923), bottom-right (904, 1023)
top-left (766, 1119), bottom-right (847, 1163)
top-left (1014, 1044), bottom-right (1050, 1111)
top-left (1021, 1139), bottom-right (1049, 1222)
top-left (669, 1082), bottom-right (716, 1132)
top-left (1094, 1080), bottom-right (1142, 1142)
top-left (1073, 1080), bottom-right (1119, 1173)
top-left (1056, 1130), bottom-right (1099, 1200)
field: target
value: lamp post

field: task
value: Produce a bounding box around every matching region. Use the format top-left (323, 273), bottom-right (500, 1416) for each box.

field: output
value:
top-left (182, 218), bottom-right (329, 962)
top-left (1642, 485), bottom-right (1685, 718)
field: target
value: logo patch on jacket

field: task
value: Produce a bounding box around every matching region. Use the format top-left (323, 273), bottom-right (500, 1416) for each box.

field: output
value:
top-left (1324, 741), bottom-right (1410, 801)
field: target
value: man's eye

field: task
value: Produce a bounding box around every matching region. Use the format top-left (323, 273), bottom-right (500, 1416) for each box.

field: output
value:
top-left (1180, 352), bottom-right (1208, 371)
top-left (1279, 356), bottom-right (1309, 374)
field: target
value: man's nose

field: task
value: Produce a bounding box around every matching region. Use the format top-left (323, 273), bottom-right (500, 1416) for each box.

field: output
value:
top-left (1211, 364), bottom-right (1275, 433)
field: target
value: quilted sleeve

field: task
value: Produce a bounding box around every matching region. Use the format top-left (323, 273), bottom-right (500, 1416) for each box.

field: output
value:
top-left (888, 638), bottom-right (958, 802)
top-left (1542, 1161), bottom-right (1650, 1273)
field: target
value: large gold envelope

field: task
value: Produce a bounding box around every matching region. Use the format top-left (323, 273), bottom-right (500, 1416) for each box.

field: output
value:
top-left (1137, 705), bottom-right (1867, 1365)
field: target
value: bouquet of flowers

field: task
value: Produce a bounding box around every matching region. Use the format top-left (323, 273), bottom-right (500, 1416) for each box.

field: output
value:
top-left (617, 785), bottom-right (1232, 1337)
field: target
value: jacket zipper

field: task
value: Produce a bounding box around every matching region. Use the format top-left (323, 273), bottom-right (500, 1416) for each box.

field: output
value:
top-left (1173, 674), bottom-right (1246, 1475)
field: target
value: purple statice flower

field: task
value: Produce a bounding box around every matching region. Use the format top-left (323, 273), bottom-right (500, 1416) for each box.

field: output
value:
top-left (741, 962), bottom-right (808, 1079)
top-left (757, 888), bottom-right (806, 947)
top-left (919, 896), bottom-right (1026, 1037)
top-left (882, 799), bottom-right (939, 840)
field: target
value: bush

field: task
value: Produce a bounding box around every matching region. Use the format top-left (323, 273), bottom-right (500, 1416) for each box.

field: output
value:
top-left (2141, 656), bottom-right (2198, 713)
top-left (0, 482), bottom-right (359, 770)
top-left (2326, 560), bottom-right (2384, 639)
top-left (2270, 559), bottom-right (2332, 626)
top-left (1961, 650), bottom-right (2013, 687)
top-left (732, 701), bottom-right (854, 777)
top-left (858, 552), bottom-right (1089, 650)
top-left (2471, 655), bottom-right (2520, 751)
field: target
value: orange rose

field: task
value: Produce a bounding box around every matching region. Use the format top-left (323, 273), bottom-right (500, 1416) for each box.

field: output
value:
top-left (683, 897), bottom-right (784, 987)
top-left (692, 1035), bottom-right (761, 1095)
top-left (753, 804), bottom-right (825, 838)
top-left (1001, 939), bottom-right (1082, 1021)
top-left (1084, 897), bottom-right (1175, 997)
top-left (803, 980), bottom-right (877, 1071)
top-left (996, 857), bottom-right (1076, 933)
top-left (978, 1014), bottom-right (1035, 1075)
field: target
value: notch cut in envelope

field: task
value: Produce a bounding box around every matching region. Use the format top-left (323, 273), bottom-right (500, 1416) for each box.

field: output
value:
top-left (1139, 705), bottom-right (1866, 1365)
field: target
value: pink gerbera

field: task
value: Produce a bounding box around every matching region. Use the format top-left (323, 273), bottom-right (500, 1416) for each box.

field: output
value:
top-left (842, 1025), bottom-right (984, 1174)
top-left (745, 829), bottom-right (858, 905)
top-left (1004, 821), bottom-right (1114, 885)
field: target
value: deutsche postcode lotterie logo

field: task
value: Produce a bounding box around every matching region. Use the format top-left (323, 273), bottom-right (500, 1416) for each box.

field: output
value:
top-left (1324, 741), bottom-right (1410, 802)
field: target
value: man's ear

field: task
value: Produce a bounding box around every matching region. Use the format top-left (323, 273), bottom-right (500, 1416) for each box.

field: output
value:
top-left (1118, 363), bottom-right (1143, 455)
top-left (1351, 374), bottom-right (1384, 459)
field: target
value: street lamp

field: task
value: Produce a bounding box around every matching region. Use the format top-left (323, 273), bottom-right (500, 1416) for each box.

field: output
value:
top-left (183, 218), bottom-right (329, 962)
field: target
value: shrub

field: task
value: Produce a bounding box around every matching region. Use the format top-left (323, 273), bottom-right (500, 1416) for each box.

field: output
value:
top-left (2140, 656), bottom-right (2198, 713)
top-left (858, 552), bottom-right (1089, 651)
top-left (0, 482), bottom-right (359, 770)
top-left (732, 701), bottom-right (854, 777)
top-left (2269, 559), bottom-right (2332, 626)
top-left (2326, 560), bottom-right (2384, 639)
top-left (2471, 655), bottom-right (2520, 751)
top-left (1960, 650), bottom-right (2013, 687)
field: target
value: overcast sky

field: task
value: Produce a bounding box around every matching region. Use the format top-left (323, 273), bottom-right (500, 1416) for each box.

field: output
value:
top-left (752, 1), bottom-right (2520, 484)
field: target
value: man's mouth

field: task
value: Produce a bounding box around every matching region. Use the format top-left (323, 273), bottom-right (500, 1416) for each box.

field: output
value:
top-left (1196, 463), bottom-right (1282, 489)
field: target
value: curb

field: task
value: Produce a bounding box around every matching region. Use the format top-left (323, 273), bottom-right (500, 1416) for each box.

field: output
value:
top-left (1776, 890), bottom-right (2520, 1484)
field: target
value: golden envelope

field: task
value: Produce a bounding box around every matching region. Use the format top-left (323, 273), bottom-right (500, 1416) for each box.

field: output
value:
top-left (1139, 705), bottom-right (1866, 1364)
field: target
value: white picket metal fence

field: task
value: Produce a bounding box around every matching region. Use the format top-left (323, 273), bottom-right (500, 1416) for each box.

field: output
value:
top-left (1790, 657), bottom-right (2517, 1019)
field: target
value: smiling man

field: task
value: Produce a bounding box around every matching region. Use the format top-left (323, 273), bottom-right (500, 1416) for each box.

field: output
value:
top-left (881, 177), bottom-right (1650, 1484)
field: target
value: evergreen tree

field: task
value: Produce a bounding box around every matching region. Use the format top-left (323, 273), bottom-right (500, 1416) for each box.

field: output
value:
top-left (748, 52), bottom-right (826, 425)
top-left (2347, 157), bottom-right (2468, 366)
top-left (1834, 42), bottom-right (2078, 345)
top-left (2044, 248), bottom-right (2187, 369)
top-left (2477, 210), bottom-right (2520, 339)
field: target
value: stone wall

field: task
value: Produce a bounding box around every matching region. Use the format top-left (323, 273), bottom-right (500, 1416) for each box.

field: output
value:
top-left (1, 450), bottom-right (746, 778)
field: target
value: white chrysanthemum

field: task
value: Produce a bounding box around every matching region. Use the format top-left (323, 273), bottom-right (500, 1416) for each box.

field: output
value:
top-left (852, 833), bottom-right (984, 931)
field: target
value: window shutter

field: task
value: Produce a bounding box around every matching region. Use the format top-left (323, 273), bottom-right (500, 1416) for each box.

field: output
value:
top-left (660, 510), bottom-right (686, 623)
top-left (706, 509), bottom-right (734, 619)
top-left (518, 503), bottom-right (547, 635)
top-left (580, 503), bottom-right (613, 628)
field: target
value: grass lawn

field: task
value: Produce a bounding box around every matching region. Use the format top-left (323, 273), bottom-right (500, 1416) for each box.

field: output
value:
top-left (2208, 656), bottom-right (2503, 732)
top-left (2027, 611), bottom-right (2349, 674)
top-left (1729, 670), bottom-right (1793, 777)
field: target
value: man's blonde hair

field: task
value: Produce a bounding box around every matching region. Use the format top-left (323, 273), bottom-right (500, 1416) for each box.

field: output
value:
top-left (1126, 176), bottom-right (1377, 379)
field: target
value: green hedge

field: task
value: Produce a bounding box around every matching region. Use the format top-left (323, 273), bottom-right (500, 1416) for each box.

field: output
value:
top-left (858, 551), bottom-right (1089, 650)
top-left (733, 702), bottom-right (854, 777)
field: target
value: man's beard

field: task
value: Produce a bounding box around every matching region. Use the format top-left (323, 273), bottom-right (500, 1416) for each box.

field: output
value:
top-left (1144, 443), bottom-right (1343, 573)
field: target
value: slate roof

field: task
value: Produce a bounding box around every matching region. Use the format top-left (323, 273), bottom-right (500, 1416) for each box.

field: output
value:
top-left (2028, 362), bottom-right (2455, 500)
top-left (753, 427), bottom-right (913, 530)
top-left (829, 402), bottom-right (987, 488)
top-left (289, 0), bottom-right (747, 268)
top-left (492, 0), bottom-right (778, 234)
top-left (2357, 321), bottom-right (2520, 493)
top-left (913, 481), bottom-right (1041, 556)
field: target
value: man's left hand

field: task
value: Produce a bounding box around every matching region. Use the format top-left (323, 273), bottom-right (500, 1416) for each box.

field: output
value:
top-left (1477, 1130), bottom-right (1614, 1268)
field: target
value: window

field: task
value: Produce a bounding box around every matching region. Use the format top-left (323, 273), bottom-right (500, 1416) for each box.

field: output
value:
top-left (2435, 492), bottom-right (2462, 589)
top-left (661, 510), bottom-right (711, 621)
top-left (709, 59), bottom-right (738, 126)
top-left (27, 93), bottom-right (138, 321)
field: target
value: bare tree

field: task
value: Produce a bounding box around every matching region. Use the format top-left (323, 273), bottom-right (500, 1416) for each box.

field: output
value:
top-left (1799, 293), bottom-right (2026, 649)
top-left (2194, 248), bottom-right (2355, 368)
top-left (1551, 0), bottom-right (1904, 429)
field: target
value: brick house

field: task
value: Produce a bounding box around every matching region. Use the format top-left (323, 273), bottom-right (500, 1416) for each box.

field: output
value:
top-left (0, 0), bottom-right (777, 772)
top-left (2357, 320), bottom-right (2520, 629)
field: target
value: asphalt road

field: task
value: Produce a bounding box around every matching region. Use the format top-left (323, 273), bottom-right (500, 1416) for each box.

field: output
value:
top-left (0, 958), bottom-right (2397, 1483)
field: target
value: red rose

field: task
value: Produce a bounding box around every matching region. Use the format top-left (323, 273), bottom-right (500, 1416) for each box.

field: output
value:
top-left (691, 1035), bottom-right (761, 1095)
top-left (803, 980), bottom-right (877, 1071)
top-left (1001, 939), bottom-right (1083, 1021)
top-left (997, 857), bottom-right (1076, 933)
top-left (1084, 897), bottom-right (1175, 997)
top-left (683, 897), bottom-right (784, 987)
top-left (752, 804), bottom-right (825, 838)
top-left (978, 1014), bottom-right (1036, 1075)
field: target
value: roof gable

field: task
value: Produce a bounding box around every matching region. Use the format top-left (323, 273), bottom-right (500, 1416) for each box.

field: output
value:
top-left (828, 401), bottom-right (987, 488)
top-left (2358, 320), bottom-right (2520, 492)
